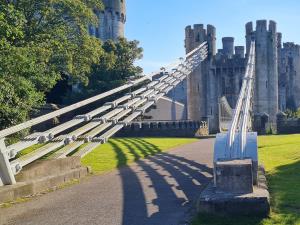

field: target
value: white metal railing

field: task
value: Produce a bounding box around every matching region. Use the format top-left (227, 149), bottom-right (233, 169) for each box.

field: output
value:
top-left (219, 96), bottom-right (233, 132)
top-left (225, 41), bottom-right (256, 159)
top-left (0, 42), bottom-right (208, 186)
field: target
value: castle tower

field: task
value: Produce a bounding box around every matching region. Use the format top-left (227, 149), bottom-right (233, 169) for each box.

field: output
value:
top-left (185, 25), bottom-right (206, 121)
top-left (185, 24), bottom-right (218, 133)
top-left (246, 20), bottom-right (279, 127)
top-left (207, 25), bottom-right (217, 59)
top-left (222, 37), bottom-right (234, 58)
top-left (245, 22), bottom-right (253, 58)
top-left (90, 0), bottom-right (126, 41)
top-left (235, 46), bottom-right (245, 58)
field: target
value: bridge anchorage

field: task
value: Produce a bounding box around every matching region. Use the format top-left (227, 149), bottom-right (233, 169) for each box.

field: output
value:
top-left (198, 41), bottom-right (270, 216)
top-left (0, 43), bottom-right (208, 201)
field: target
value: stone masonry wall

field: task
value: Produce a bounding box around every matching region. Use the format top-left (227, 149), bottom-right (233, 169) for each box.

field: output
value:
top-left (115, 121), bottom-right (209, 138)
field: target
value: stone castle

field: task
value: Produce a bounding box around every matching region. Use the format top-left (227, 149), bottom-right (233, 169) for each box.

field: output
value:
top-left (155, 20), bottom-right (300, 133)
top-left (85, 1), bottom-right (300, 134)
top-left (88, 0), bottom-right (126, 41)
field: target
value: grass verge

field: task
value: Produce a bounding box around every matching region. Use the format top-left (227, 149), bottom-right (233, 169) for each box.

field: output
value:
top-left (192, 134), bottom-right (300, 225)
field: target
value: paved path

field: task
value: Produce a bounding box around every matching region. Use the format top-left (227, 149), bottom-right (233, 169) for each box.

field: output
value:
top-left (0, 138), bottom-right (214, 225)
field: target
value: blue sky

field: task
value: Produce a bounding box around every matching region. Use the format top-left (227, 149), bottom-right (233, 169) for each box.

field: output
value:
top-left (125, 0), bottom-right (300, 74)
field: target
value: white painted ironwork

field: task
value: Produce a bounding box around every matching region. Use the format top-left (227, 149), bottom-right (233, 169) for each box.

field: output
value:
top-left (214, 41), bottom-right (257, 163)
top-left (219, 96), bottom-right (233, 132)
top-left (0, 42), bottom-right (208, 186)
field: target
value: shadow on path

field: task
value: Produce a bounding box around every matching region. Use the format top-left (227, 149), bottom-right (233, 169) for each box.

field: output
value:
top-left (111, 138), bottom-right (213, 225)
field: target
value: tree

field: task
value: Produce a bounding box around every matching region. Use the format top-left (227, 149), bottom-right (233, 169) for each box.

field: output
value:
top-left (0, 0), bottom-right (104, 129)
top-left (66, 37), bottom-right (143, 102)
top-left (285, 108), bottom-right (300, 119)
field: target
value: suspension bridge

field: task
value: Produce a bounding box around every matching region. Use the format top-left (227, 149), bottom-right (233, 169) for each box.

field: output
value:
top-left (0, 43), bottom-right (207, 186)
top-left (0, 40), bottom-right (269, 224)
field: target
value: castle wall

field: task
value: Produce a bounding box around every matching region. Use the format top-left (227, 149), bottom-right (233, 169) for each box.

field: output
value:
top-left (277, 33), bottom-right (286, 111)
top-left (184, 25), bottom-right (250, 133)
top-left (281, 42), bottom-right (300, 109)
top-left (215, 57), bottom-right (246, 108)
top-left (115, 121), bottom-right (207, 138)
top-left (181, 19), bottom-right (300, 134)
top-left (184, 20), bottom-right (284, 133)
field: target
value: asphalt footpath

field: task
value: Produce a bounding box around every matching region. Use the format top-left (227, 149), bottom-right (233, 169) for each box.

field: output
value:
top-left (0, 138), bottom-right (214, 225)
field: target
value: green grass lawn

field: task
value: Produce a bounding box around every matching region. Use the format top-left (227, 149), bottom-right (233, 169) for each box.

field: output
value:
top-left (193, 134), bottom-right (300, 225)
top-left (16, 143), bottom-right (45, 158)
top-left (81, 137), bottom-right (198, 174)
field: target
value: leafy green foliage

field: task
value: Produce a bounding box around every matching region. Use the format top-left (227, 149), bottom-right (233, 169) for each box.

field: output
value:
top-left (0, 0), bottom-right (103, 129)
top-left (285, 108), bottom-right (300, 119)
top-left (65, 38), bottom-right (143, 102)
top-left (0, 0), bottom-right (144, 129)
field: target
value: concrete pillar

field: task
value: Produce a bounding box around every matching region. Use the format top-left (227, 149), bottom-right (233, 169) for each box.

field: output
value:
top-left (215, 159), bottom-right (254, 194)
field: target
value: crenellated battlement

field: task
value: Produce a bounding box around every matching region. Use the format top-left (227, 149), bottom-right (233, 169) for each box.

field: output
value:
top-left (184, 19), bottom-right (285, 132)
top-left (185, 24), bottom-right (216, 56)
top-left (222, 37), bottom-right (234, 57)
top-left (283, 42), bottom-right (300, 54)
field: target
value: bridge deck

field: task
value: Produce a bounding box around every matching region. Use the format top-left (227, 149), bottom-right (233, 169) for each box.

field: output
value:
top-left (0, 139), bottom-right (214, 225)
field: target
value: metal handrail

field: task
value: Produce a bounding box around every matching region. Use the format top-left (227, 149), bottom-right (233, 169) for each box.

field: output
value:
top-left (0, 42), bottom-right (208, 186)
top-left (225, 41), bottom-right (256, 159)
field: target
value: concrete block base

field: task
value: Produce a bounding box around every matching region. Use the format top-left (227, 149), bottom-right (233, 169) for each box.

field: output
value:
top-left (215, 159), bottom-right (253, 194)
top-left (198, 165), bottom-right (270, 216)
top-left (0, 157), bottom-right (91, 203)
